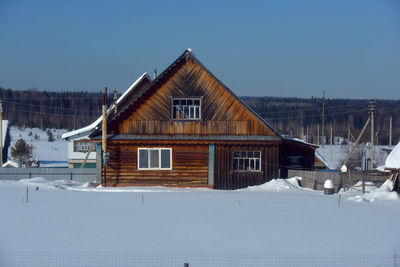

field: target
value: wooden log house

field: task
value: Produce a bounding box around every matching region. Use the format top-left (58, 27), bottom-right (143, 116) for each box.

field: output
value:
top-left (90, 49), bottom-right (315, 189)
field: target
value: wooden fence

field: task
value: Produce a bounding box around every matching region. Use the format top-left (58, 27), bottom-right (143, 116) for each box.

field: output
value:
top-left (288, 169), bottom-right (391, 192)
top-left (0, 168), bottom-right (97, 183)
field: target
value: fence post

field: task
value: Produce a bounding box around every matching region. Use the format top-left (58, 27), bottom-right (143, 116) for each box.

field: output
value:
top-left (184, 263), bottom-right (189, 267)
top-left (70, 172), bottom-right (73, 181)
top-left (362, 177), bottom-right (365, 194)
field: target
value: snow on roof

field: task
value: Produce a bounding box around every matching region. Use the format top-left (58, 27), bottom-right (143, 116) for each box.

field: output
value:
top-left (62, 73), bottom-right (149, 140)
top-left (385, 141), bottom-right (400, 169)
top-left (283, 136), bottom-right (318, 147)
top-left (315, 150), bottom-right (331, 169)
top-left (2, 159), bottom-right (19, 168)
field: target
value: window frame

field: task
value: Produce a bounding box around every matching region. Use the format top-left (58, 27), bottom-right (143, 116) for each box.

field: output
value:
top-left (171, 97), bottom-right (202, 120)
top-left (137, 148), bottom-right (172, 170)
top-left (232, 150), bottom-right (262, 172)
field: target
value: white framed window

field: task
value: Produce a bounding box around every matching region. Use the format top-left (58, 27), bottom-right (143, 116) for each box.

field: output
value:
top-left (172, 97), bottom-right (201, 120)
top-left (233, 151), bottom-right (261, 172)
top-left (138, 148), bottom-right (172, 170)
top-left (73, 141), bottom-right (96, 152)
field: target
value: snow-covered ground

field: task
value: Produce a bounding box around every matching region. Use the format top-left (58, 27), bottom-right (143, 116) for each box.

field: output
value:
top-left (0, 177), bottom-right (399, 266)
top-left (8, 126), bottom-right (68, 167)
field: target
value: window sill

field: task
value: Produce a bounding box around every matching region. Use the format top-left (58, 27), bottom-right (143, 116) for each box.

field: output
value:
top-left (232, 170), bottom-right (263, 173)
top-left (138, 168), bottom-right (173, 171)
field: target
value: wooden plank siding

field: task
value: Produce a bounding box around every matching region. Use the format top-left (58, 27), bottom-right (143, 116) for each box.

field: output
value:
top-left (103, 141), bottom-right (208, 187)
top-left (214, 143), bottom-right (279, 190)
top-left (108, 59), bottom-right (277, 137)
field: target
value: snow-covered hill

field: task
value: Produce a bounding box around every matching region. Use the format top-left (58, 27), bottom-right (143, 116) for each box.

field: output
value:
top-left (7, 126), bottom-right (68, 167)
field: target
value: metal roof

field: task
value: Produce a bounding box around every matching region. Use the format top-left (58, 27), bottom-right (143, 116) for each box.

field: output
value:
top-left (92, 134), bottom-right (281, 141)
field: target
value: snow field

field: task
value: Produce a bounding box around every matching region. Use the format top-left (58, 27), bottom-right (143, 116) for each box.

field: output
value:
top-left (0, 178), bottom-right (399, 265)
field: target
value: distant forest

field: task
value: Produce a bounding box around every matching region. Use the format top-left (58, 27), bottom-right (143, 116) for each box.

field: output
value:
top-left (1, 87), bottom-right (399, 145)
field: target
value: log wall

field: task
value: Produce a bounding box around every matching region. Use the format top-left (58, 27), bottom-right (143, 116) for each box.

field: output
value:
top-left (104, 141), bottom-right (208, 187)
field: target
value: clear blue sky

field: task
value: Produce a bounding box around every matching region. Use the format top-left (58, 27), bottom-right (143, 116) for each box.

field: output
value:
top-left (1, 0), bottom-right (399, 99)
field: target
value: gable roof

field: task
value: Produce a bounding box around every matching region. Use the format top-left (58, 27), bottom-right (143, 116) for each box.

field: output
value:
top-left (91, 49), bottom-right (282, 138)
top-left (282, 136), bottom-right (318, 148)
top-left (62, 73), bottom-right (151, 141)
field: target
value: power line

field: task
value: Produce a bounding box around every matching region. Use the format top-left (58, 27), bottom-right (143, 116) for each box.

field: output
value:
top-left (5, 106), bottom-right (100, 120)
top-left (1, 99), bottom-right (103, 114)
top-left (246, 102), bottom-right (368, 117)
top-left (266, 108), bottom-right (370, 121)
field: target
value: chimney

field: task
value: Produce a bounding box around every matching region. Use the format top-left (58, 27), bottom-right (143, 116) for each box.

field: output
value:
top-left (113, 88), bottom-right (118, 114)
top-left (153, 69), bottom-right (158, 79)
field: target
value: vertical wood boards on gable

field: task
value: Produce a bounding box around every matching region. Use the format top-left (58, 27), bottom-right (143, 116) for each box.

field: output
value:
top-left (108, 59), bottom-right (277, 136)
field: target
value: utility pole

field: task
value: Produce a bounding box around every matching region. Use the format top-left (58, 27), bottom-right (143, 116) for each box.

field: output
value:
top-left (57, 106), bottom-right (60, 140)
top-left (0, 100), bottom-right (3, 166)
top-left (102, 87), bottom-right (108, 187)
top-left (322, 91), bottom-right (325, 148)
top-left (389, 116), bottom-right (392, 148)
top-left (369, 101), bottom-right (375, 169)
top-left (348, 126), bottom-right (350, 142)
top-left (330, 126), bottom-right (333, 162)
top-left (317, 124), bottom-right (319, 146)
top-left (300, 126), bottom-right (304, 141)
top-left (342, 117), bottom-right (371, 168)
top-left (306, 125), bottom-right (309, 143)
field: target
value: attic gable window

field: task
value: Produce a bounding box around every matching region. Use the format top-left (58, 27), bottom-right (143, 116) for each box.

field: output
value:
top-left (172, 98), bottom-right (201, 120)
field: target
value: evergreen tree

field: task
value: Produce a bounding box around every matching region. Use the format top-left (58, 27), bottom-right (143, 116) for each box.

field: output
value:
top-left (10, 138), bottom-right (33, 167)
top-left (47, 129), bottom-right (55, 142)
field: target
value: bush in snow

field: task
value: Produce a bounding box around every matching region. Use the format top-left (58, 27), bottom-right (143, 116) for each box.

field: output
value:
top-left (11, 138), bottom-right (33, 167)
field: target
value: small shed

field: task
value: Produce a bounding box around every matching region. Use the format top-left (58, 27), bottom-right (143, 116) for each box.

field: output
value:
top-left (279, 137), bottom-right (318, 178)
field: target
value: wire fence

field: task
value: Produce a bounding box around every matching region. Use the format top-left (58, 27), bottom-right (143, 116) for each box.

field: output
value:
top-left (1, 251), bottom-right (399, 267)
